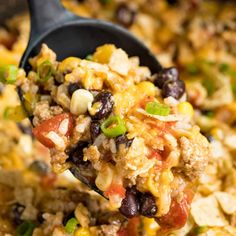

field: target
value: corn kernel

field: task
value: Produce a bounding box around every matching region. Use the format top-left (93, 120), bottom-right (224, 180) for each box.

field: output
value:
top-left (75, 203), bottom-right (90, 227)
top-left (3, 105), bottom-right (27, 122)
top-left (142, 217), bottom-right (159, 236)
top-left (9, 151), bottom-right (24, 170)
top-left (136, 81), bottom-right (156, 97)
top-left (210, 127), bottom-right (224, 140)
top-left (147, 173), bottom-right (159, 197)
top-left (57, 84), bottom-right (71, 109)
top-left (74, 227), bottom-right (91, 236)
top-left (88, 102), bottom-right (102, 116)
top-left (52, 227), bottom-right (65, 236)
top-left (160, 170), bottom-right (174, 186)
top-left (58, 57), bottom-right (81, 73)
top-left (93, 44), bottom-right (116, 64)
top-left (23, 92), bottom-right (39, 115)
top-left (95, 165), bottom-right (114, 191)
top-left (70, 89), bottom-right (94, 115)
top-left (177, 102), bottom-right (194, 117)
top-left (157, 185), bottom-right (171, 216)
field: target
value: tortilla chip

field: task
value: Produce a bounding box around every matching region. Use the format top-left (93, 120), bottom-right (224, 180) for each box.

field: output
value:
top-left (191, 195), bottom-right (228, 227)
top-left (215, 192), bottom-right (236, 215)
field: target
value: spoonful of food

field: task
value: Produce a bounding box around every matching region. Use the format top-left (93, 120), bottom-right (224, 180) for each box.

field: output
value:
top-left (19, 0), bottom-right (162, 196)
top-left (15, 0), bottom-right (206, 230)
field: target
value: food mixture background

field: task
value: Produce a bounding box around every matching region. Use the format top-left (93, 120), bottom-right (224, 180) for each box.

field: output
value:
top-left (0, 0), bottom-right (235, 235)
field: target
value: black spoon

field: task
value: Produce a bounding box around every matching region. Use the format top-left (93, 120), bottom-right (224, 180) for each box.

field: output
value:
top-left (19, 0), bottom-right (162, 196)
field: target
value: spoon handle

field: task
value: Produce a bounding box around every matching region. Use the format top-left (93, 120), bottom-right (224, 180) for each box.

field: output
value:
top-left (28, 0), bottom-right (75, 37)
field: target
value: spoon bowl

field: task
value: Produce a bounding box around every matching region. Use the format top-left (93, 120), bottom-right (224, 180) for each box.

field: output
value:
top-left (20, 0), bottom-right (162, 73)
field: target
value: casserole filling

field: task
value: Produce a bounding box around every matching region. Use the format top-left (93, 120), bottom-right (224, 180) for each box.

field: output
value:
top-left (17, 44), bottom-right (209, 230)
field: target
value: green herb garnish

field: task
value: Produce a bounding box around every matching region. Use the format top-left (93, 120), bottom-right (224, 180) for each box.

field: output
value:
top-left (101, 115), bottom-right (127, 138)
top-left (99, 0), bottom-right (112, 4)
top-left (16, 221), bottom-right (35, 236)
top-left (85, 54), bottom-right (93, 61)
top-left (145, 102), bottom-right (170, 116)
top-left (194, 225), bottom-right (208, 234)
top-left (37, 60), bottom-right (53, 82)
top-left (0, 65), bottom-right (18, 84)
top-left (3, 105), bottom-right (27, 122)
top-left (65, 217), bottom-right (79, 234)
top-left (186, 63), bottom-right (199, 75)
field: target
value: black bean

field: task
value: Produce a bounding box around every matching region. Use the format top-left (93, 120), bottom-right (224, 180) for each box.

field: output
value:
top-left (37, 212), bottom-right (45, 224)
top-left (162, 80), bottom-right (185, 99)
top-left (90, 121), bottom-right (101, 141)
top-left (154, 67), bottom-right (179, 89)
top-left (119, 188), bottom-right (139, 218)
top-left (29, 160), bottom-right (49, 175)
top-left (11, 203), bottom-right (25, 225)
top-left (67, 141), bottom-right (89, 166)
top-left (67, 82), bottom-right (83, 96)
top-left (115, 135), bottom-right (133, 149)
top-left (115, 3), bottom-right (136, 28)
top-left (139, 193), bottom-right (157, 217)
top-left (166, 0), bottom-right (178, 5)
top-left (37, 85), bottom-right (50, 95)
top-left (17, 123), bottom-right (33, 137)
top-left (90, 91), bottom-right (114, 120)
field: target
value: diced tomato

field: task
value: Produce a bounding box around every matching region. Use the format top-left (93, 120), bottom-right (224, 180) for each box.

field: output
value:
top-left (33, 113), bottom-right (74, 148)
top-left (149, 147), bottom-right (171, 161)
top-left (185, 187), bottom-right (195, 204)
top-left (40, 172), bottom-right (57, 189)
top-left (117, 228), bottom-right (129, 236)
top-left (148, 149), bottom-right (162, 160)
top-left (104, 183), bottom-right (126, 199)
top-left (151, 121), bottom-right (176, 137)
top-left (118, 217), bottom-right (140, 236)
top-left (127, 217), bottom-right (140, 236)
top-left (156, 196), bottom-right (190, 230)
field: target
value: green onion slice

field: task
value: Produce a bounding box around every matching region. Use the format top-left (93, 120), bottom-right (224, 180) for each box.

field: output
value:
top-left (145, 102), bottom-right (170, 116)
top-left (65, 217), bottom-right (79, 234)
top-left (99, 0), bottom-right (112, 4)
top-left (219, 63), bottom-right (230, 73)
top-left (16, 220), bottom-right (35, 236)
top-left (101, 115), bottom-right (127, 138)
top-left (186, 63), bottom-right (199, 75)
top-left (202, 79), bottom-right (215, 96)
top-left (85, 54), bottom-right (93, 61)
top-left (232, 82), bottom-right (236, 95)
top-left (194, 225), bottom-right (208, 234)
top-left (204, 111), bottom-right (214, 118)
top-left (37, 60), bottom-right (53, 82)
top-left (0, 65), bottom-right (18, 84)
top-left (3, 105), bottom-right (27, 122)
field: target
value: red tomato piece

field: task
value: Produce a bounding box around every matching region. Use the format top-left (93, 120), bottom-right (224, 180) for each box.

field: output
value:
top-left (104, 183), bottom-right (126, 199)
top-left (33, 113), bottom-right (74, 148)
top-left (117, 217), bottom-right (140, 236)
top-left (117, 229), bottom-right (129, 236)
top-left (148, 149), bottom-right (162, 160)
top-left (127, 217), bottom-right (140, 236)
top-left (157, 196), bottom-right (190, 230)
top-left (40, 172), bottom-right (57, 189)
